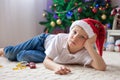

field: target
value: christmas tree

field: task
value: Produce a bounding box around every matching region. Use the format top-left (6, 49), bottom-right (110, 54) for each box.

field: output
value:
top-left (40, 0), bottom-right (114, 33)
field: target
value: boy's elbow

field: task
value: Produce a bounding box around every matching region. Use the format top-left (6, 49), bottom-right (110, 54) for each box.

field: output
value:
top-left (43, 60), bottom-right (45, 66)
top-left (96, 64), bottom-right (106, 71)
top-left (43, 59), bottom-right (47, 68)
top-left (101, 64), bottom-right (106, 71)
top-left (43, 56), bottom-right (53, 69)
top-left (43, 57), bottom-right (48, 68)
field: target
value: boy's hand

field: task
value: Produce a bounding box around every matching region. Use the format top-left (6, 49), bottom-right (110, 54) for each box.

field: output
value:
top-left (84, 34), bottom-right (97, 48)
top-left (87, 34), bottom-right (96, 44)
top-left (54, 65), bottom-right (71, 75)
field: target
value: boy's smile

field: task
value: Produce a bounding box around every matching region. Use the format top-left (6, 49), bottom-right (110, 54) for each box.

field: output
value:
top-left (67, 25), bottom-right (88, 53)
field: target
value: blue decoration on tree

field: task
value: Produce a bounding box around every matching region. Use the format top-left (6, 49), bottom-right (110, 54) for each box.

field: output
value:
top-left (53, 14), bottom-right (58, 19)
top-left (67, 11), bottom-right (73, 16)
top-left (66, 11), bottom-right (73, 19)
top-left (95, 4), bottom-right (99, 8)
top-left (106, 23), bottom-right (111, 29)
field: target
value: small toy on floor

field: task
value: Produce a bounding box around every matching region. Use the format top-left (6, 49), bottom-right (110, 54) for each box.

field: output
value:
top-left (114, 39), bottom-right (120, 52)
top-left (105, 36), bottom-right (115, 51)
top-left (105, 36), bottom-right (120, 52)
top-left (13, 61), bottom-right (27, 70)
top-left (28, 62), bottom-right (36, 69)
top-left (12, 61), bottom-right (36, 70)
top-left (0, 65), bottom-right (3, 68)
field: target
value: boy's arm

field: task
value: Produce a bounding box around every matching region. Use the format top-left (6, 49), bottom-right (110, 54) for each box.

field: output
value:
top-left (84, 35), bottom-right (106, 71)
top-left (43, 56), bottom-right (71, 75)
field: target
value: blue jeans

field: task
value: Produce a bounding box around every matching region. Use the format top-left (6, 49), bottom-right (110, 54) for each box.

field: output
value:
top-left (4, 33), bottom-right (49, 63)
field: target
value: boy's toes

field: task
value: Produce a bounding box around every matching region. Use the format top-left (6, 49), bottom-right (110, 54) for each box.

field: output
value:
top-left (0, 48), bottom-right (4, 56)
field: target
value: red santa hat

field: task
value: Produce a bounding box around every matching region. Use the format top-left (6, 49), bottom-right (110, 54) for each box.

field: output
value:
top-left (70, 18), bottom-right (106, 56)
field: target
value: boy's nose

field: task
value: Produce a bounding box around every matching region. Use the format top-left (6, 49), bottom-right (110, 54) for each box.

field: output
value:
top-left (73, 35), bottom-right (78, 40)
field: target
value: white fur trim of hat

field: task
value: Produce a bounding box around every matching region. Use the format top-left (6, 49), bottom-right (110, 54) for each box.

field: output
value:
top-left (70, 20), bottom-right (95, 38)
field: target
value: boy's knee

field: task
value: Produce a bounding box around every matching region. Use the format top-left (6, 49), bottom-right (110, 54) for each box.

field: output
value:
top-left (4, 46), bottom-right (16, 61)
top-left (17, 51), bottom-right (30, 62)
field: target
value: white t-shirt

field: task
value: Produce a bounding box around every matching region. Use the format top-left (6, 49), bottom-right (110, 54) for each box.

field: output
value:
top-left (44, 33), bottom-right (92, 66)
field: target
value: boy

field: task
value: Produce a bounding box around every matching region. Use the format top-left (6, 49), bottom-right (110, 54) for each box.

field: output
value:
top-left (0, 18), bottom-right (106, 75)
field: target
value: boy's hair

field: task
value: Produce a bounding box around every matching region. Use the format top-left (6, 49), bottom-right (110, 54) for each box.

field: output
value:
top-left (70, 18), bottom-right (106, 56)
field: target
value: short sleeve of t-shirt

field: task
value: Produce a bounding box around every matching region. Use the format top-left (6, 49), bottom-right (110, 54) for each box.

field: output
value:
top-left (45, 34), bottom-right (61, 59)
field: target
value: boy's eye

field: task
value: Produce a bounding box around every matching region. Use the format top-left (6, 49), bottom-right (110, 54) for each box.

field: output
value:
top-left (73, 31), bottom-right (77, 34)
top-left (78, 35), bottom-right (85, 39)
top-left (71, 30), bottom-right (87, 39)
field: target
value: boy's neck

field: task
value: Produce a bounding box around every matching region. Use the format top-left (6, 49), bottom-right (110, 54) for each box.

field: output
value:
top-left (67, 45), bottom-right (84, 54)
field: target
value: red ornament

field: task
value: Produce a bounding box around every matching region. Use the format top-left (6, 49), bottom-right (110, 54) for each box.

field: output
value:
top-left (29, 62), bottom-right (36, 69)
top-left (78, 7), bottom-right (82, 13)
top-left (92, 8), bottom-right (97, 13)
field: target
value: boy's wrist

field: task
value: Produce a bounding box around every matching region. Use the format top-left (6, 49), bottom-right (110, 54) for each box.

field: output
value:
top-left (84, 41), bottom-right (92, 49)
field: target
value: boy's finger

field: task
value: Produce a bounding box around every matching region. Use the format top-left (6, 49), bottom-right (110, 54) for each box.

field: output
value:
top-left (64, 67), bottom-right (71, 72)
top-left (55, 69), bottom-right (70, 75)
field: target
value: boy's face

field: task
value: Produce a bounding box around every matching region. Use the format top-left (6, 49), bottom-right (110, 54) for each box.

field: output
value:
top-left (67, 26), bottom-right (88, 53)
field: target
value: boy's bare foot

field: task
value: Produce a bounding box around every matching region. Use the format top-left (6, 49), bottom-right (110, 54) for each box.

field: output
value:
top-left (0, 48), bottom-right (4, 56)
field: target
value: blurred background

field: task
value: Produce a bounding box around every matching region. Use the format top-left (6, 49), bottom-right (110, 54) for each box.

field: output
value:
top-left (0, 0), bottom-right (47, 47)
top-left (0, 0), bottom-right (120, 47)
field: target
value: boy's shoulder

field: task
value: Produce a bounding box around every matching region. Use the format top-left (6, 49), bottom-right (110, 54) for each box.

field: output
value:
top-left (54, 33), bottom-right (69, 41)
top-left (57, 33), bottom-right (69, 37)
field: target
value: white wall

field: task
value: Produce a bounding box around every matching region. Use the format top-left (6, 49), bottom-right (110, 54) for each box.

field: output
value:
top-left (0, 0), bottom-right (47, 47)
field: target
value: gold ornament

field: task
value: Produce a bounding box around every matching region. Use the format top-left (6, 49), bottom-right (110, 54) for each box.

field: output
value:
top-left (106, 3), bottom-right (109, 6)
top-left (101, 14), bottom-right (106, 20)
top-left (54, 4), bottom-right (57, 7)
top-left (99, 7), bottom-right (102, 10)
top-left (42, 13), bottom-right (46, 17)
top-left (90, 6), bottom-right (93, 9)
top-left (50, 21), bottom-right (55, 27)
top-left (56, 19), bottom-right (62, 25)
